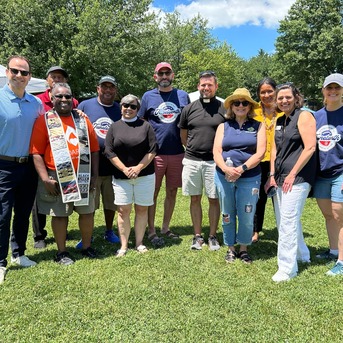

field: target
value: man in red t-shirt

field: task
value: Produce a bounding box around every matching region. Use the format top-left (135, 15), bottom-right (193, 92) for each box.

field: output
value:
top-left (32, 66), bottom-right (78, 249)
top-left (30, 83), bottom-right (99, 265)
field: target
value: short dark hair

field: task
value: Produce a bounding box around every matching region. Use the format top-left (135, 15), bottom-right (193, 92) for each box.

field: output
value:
top-left (7, 55), bottom-right (31, 73)
top-left (199, 70), bottom-right (218, 84)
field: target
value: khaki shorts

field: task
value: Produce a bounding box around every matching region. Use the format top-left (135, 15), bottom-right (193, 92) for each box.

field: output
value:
top-left (37, 170), bottom-right (95, 217)
top-left (95, 175), bottom-right (116, 211)
top-left (182, 158), bottom-right (217, 198)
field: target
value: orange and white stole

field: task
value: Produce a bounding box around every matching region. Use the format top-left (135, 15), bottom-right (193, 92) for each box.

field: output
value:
top-left (45, 110), bottom-right (91, 205)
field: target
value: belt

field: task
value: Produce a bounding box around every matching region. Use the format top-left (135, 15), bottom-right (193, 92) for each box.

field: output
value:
top-left (0, 155), bottom-right (29, 163)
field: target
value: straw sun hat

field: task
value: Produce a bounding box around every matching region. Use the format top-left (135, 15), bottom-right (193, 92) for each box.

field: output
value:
top-left (224, 88), bottom-right (259, 110)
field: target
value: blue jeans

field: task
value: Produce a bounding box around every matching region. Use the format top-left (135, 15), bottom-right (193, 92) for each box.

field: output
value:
top-left (0, 160), bottom-right (38, 267)
top-left (215, 171), bottom-right (260, 246)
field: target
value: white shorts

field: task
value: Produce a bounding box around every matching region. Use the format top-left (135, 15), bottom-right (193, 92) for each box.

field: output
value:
top-left (182, 158), bottom-right (217, 198)
top-left (112, 174), bottom-right (155, 206)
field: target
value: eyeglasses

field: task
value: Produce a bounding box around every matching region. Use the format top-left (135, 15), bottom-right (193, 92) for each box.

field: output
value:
top-left (156, 71), bottom-right (172, 77)
top-left (9, 68), bottom-right (30, 77)
top-left (54, 94), bottom-right (73, 99)
top-left (122, 103), bottom-right (138, 110)
top-left (232, 100), bottom-right (250, 107)
top-left (199, 70), bottom-right (216, 78)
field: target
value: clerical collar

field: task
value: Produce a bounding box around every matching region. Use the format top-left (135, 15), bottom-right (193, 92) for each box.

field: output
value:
top-left (121, 116), bottom-right (138, 123)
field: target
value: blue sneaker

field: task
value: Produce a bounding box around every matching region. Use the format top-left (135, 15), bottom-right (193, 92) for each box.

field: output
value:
top-left (75, 236), bottom-right (94, 250)
top-left (326, 261), bottom-right (343, 276)
top-left (104, 230), bottom-right (120, 244)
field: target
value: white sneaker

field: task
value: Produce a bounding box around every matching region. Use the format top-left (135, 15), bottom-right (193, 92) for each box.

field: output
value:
top-left (11, 255), bottom-right (37, 268)
top-left (272, 270), bottom-right (297, 283)
top-left (0, 267), bottom-right (6, 284)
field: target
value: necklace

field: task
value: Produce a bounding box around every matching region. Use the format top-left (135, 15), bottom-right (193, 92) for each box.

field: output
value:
top-left (262, 105), bottom-right (277, 130)
top-left (159, 88), bottom-right (174, 103)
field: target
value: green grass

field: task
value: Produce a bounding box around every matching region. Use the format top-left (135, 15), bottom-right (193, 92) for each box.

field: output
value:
top-left (1, 189), bottom-right (342, 342)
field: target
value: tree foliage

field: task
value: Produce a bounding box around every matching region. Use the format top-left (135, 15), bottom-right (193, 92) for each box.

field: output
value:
top-left (242, 49), bottom-right (276, 100)
top-left (274, 0), bottom-right (343, 100)
top-left (0, 0), bottom-right (157, 96)
top-left (178, 43), bottom-right (243, 98)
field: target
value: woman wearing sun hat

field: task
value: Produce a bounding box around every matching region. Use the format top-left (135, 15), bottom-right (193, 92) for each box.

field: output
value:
top-left (213, 88), bottom-right (266, 264)
top-left (312, 73), bottom-right (343, 276)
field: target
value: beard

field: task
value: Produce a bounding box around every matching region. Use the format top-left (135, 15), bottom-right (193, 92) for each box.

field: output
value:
top-left (158, 79), bottom-right (172, 88)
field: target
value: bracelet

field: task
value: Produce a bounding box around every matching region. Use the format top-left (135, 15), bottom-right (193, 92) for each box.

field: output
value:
top-left (267, 172), bottom-right (275, 177)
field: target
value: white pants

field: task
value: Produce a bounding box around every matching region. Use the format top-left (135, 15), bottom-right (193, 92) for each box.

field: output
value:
top-left (274, 182), bottom-right (311, 275)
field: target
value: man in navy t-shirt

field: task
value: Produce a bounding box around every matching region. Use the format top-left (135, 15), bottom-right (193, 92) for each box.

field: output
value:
top-left (77, 76), bottom-right (121, 247)
top-left (138, 62), bottom-right (190, 246)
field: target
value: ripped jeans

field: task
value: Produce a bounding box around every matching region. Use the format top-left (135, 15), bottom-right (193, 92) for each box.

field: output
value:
top-left (215, 171), bottom-right (260, 246)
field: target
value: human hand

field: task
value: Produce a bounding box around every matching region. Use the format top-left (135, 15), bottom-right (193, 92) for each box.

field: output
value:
top-left (43, 176), bottom-right (60, 195)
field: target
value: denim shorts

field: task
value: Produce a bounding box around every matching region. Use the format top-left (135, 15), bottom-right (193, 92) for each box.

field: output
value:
top-left (312, 173), bottom-right (343, 203)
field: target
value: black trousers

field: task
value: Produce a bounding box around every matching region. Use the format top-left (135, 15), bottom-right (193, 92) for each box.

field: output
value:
top-left (0, 159), bottom-right (38, 267)
top-left (253, 161), bottom-right (270, 233)
top-left (32, 198), bottom-right (48, 241)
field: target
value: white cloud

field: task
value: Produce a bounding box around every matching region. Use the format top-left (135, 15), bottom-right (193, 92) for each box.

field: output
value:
top-left (151, 0), bottom-right (296, 29)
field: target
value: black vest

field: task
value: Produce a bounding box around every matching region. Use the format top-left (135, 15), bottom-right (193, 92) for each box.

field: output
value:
top-left (274, 109), bottom-right (316, 186)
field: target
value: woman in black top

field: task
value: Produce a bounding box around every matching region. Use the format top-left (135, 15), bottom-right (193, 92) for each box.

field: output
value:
top-left (266, 83), bottom-right (316, 282)
top-left (105, 94), bottom-right (157, 256)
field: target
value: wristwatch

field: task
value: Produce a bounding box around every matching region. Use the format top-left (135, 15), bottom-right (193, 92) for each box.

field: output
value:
top-left (242, 164), bottom-right (248, 172)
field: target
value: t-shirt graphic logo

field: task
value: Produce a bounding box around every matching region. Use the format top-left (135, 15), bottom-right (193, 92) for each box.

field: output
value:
top-left (317, 125), bottom-right (341, 152)
top-left (93, 117), bottom-right (113, 139)
top-left (154, 101), bottom-right (181, 123)
top-left (66, 126), bottom-right (78, 146)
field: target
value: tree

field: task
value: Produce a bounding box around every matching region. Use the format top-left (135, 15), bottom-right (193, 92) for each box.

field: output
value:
top-left (274, 0), bottom-right (343, 101)
top-left (242, 49), bottom-right (276, 100)
top-left (0, 0), bottom-right (157, 96)
top-left (177, 42), bottom-right (243, 98)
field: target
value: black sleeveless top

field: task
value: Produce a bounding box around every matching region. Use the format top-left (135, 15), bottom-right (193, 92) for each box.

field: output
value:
top-left (274, 109), bottom-right (316, 186)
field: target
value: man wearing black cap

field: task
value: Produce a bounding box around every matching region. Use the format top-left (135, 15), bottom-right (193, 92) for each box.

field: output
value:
top-left (32, 66), bottom-right (79, 248)
top-left (37, 66), bottom-right (79, 112)
top-left (76, 76), bottom-right (121, 247)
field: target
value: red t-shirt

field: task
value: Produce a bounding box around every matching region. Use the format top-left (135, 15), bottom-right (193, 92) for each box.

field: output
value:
top-left (36, 89), bottom-right (79, 112)
top-left (30, 113), bottom-right (99, 171)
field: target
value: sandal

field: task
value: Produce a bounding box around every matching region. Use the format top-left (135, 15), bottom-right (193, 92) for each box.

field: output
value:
top-left (115, 249), bottom-right (127, 257)
top-left (225, 250), bottom-right (237, 263)
top-left (136, 245), bottom-right (148, 253)
top-left (161, 230), bottom-right (180, 239)
top-left (238, 251), bottom-right (252, 264)
top-left (148, 234), bottom-right (165, 247)
top-left (252, 232), bottom-right (259, 243)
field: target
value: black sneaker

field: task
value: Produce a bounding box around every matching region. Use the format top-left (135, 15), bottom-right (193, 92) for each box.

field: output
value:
top-left (34, 239), bottom-right (47, 249)
top-left (54, 252), bottom-right (74, 266)
top-left (81, 247), bottom-right (97, 259)
top-left (315, 249), bottom-right (337, 261)
top-left (225, 250), bottom-right (237, 263)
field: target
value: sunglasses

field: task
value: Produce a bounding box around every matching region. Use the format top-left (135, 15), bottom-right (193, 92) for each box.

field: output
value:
top-left (9, 67), bottom-right (30, 77)
top-left (156, 71), bottom-right (172, 77)
top-left (199, 70), bottom-right (216, 78)
top-left (122, 103), bottom-right (138, 110)
top-left (54, 94), bottom-right (73, 99)
top-left (232, 100), bottom-right (250, 107)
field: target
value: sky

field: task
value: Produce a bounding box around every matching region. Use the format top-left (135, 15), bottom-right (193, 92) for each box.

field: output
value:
top-left (151, 0), bottom-right (297, 59)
